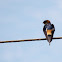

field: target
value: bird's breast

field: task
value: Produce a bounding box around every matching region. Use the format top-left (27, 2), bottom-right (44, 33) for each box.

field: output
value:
top-left (46, 30), bottom-right (52, 35)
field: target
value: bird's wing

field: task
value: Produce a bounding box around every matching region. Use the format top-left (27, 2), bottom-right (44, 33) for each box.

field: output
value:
top-left (43, 25), bottom-right (46, 32)
top-left (51, 24), bottom-right (55, 31)
top-left (51, 24), bottom-right (55, 38)
top-left (43, 25), bottom-right (46, 36)
top-left (43, 25), bottom-right (48, 40)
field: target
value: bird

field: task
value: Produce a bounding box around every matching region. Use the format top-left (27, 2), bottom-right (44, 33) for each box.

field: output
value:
top-left (43, 20), bottom-right (55, 45)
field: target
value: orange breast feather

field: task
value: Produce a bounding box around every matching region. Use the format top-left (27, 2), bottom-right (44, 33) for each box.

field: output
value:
top-left (47, 30), bottom-right (52, 35)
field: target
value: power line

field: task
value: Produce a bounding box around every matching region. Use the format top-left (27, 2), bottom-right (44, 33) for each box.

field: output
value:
top-left (0, 37), bottom-right (62, 43)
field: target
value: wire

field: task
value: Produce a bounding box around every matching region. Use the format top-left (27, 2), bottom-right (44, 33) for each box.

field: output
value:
top-left (0, 37), bottom-right (62, 43)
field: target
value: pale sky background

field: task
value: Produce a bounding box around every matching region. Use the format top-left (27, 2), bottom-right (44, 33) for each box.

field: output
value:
top-left (0, 0), bottom-right (62, 62)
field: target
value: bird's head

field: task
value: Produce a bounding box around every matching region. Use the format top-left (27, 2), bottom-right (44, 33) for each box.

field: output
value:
top-left (43, 20), bottom-right (51, 24)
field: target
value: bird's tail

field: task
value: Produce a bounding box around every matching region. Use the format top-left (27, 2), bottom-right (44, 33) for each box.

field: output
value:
top-left (47, 35), bottom-right (52, 45)
top-left (49, 42), bottom-right (50, 46)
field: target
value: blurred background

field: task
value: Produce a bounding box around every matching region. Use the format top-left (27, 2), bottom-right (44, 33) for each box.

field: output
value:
top-left (0, 0), bottom-right (62, 62)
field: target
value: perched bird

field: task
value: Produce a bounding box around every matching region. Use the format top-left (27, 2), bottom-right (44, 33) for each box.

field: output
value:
top-left (43, 20), bottom-right (55, 45)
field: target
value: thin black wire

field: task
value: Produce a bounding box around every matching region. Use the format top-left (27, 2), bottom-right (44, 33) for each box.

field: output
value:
top-left (0, 37), bottom-right (62, 43)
